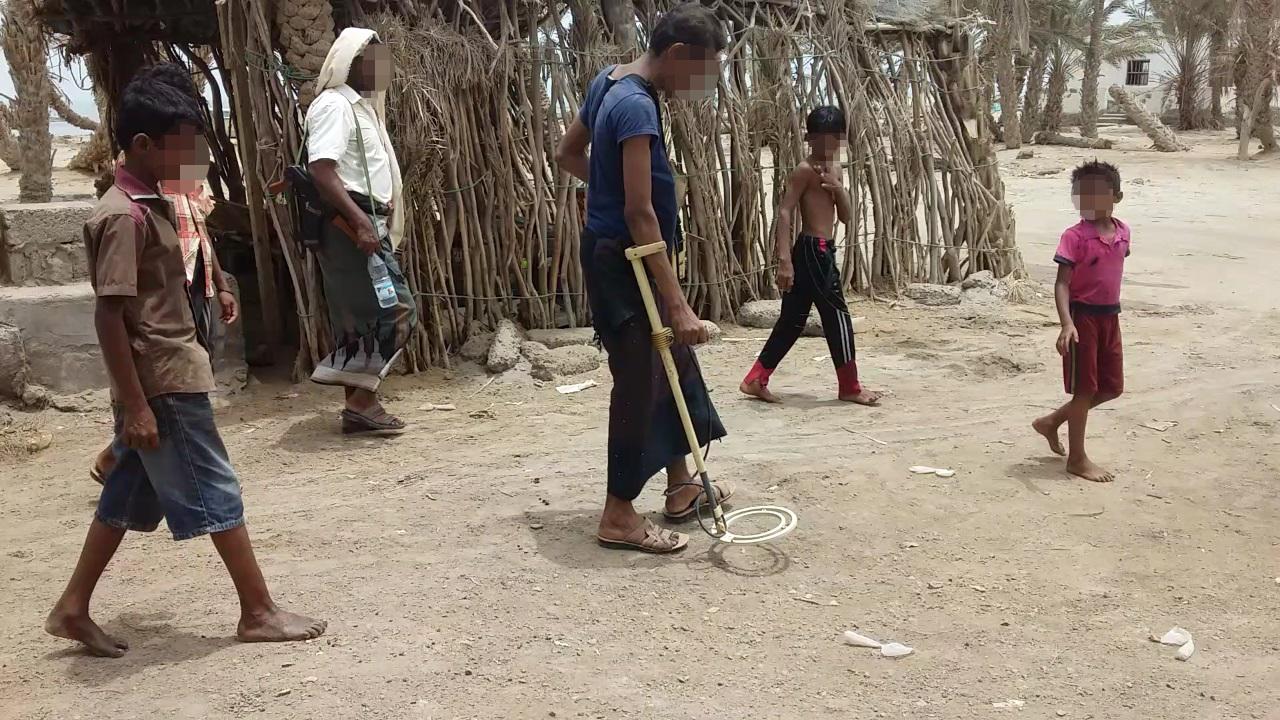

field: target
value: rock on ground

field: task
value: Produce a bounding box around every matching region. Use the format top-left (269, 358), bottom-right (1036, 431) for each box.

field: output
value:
top-left (1016, 150), bottom-right (1034, 160)
top-left (460, 331), bottom-right (494, 363)
top-left (20, 384), bottom-right (48, 409)
top-left (905, 283), bottom-right (962, 307)
top-left (485, 320), bottom-right (525, 373)
top-left (737, 300), bottom-right (824, 337)
top-left (701, 320), bottom-right (722, 344)
top-left (49, 389), bottom-right (110, 414)
top-left (527, 328), bottom-right (596, 349)
top-left (962, 270), bottom-right (998, 291)
top-left (520, 341), bottom-right (600, 381)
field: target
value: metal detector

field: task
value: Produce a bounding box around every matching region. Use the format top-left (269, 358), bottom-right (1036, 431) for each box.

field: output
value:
top-left (624, 242), bottom-right (798, 545)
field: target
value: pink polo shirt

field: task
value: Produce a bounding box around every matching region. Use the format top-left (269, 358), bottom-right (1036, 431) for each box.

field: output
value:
top-left (1053, 218), bottom-right (1130, 307)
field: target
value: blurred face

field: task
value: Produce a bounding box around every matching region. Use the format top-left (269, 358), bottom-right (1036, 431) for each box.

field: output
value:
top-left (658, 43), bottom-right (721, 101)
top-left (807, 132), bottom-right (845, 162)
top-left (351, 42), bottom-right (392, 94)
top-left (129, 122), bottom-right (209, 186)
top-left (1072, 173), bottom-right (1120, 221)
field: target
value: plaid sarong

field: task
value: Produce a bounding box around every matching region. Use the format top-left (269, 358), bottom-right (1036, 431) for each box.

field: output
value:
top-left (310, 216), bottom-right (417, 392)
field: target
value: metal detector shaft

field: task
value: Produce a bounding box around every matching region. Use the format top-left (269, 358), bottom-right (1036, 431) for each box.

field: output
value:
top-left (624, 241), bottom-right (727, 535)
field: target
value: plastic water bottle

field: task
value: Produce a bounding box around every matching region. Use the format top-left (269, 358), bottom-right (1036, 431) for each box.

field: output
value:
top-left (368, 255), bottom-right (398, 309)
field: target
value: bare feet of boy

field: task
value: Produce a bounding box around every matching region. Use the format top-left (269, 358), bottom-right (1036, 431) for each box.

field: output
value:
top-left (237, 607), bottom-right (327, 643)
top-left (1032, 417), bottom-right (1066, 456)
top-left (839, 389), bottom-right (882, 406)
top-left (1067, 456), bottom-right (1114, 483)
top-left (45, 606), bottom-right (129, 658)
top-left (739, 379), bottom-right (780, 403)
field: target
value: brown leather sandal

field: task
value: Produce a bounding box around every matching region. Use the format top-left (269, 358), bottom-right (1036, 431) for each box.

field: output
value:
top-left (340, 406), bottom-right (407, 436)
top-left (664, 481), bottom-right (734, 522)
top-left (597, 521), bottom-right (689, 554)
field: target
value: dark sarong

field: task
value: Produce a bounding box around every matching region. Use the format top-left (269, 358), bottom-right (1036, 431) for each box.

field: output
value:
top-left (581, 230), bottom-right (727, 501)
top-left (310, 216), bottom-right (418, 392)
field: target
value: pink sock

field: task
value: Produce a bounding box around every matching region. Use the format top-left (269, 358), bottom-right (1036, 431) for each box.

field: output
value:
top-left (836, 361), bottom-right (862, 396)
top-left (744, 360), bottom-right (774, 387)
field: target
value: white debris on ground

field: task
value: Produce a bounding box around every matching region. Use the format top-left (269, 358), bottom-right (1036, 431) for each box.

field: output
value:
top-left (1151, 626), bottom-right (1196, 661)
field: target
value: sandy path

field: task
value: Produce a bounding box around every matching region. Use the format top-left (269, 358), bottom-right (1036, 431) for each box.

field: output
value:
top-left (3, 129), bottom-right (1279, 719)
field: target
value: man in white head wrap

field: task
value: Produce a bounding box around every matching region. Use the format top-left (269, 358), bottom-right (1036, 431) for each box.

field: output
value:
top-left (305, 28), bottom-right (417, 436)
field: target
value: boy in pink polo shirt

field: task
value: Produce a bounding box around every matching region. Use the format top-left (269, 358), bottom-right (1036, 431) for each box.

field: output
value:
top-left (1032, 160), bottom-right (1129, 483)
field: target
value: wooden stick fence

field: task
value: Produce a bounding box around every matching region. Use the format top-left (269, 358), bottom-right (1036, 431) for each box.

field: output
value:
top-left (231, 0), bottom-right (1021, 373)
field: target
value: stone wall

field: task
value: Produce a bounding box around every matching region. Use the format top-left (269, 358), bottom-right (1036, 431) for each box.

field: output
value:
top-left (0, 201), bottom-right (93, 286)
top-left (0, 281), bottom-right (245, 397)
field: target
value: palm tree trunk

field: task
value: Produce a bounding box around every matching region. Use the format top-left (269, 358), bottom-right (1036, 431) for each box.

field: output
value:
top-left (68, 89), bottom-right (111, 175)
top-left (1209, 28), bottom-right (1227, 130)
top-left (1, 0), bottom-right (53, 202)
top-left (1041, 48), bottom-right (1068, 133)
top-left (1175, 33), bottom-right (1203, 130)
top-left (996, 46), bottom-right (1022, 149)
top-left (1238, 0), bottom-right (1278, 157)
top-left (600, 0), bottom-right (637, 49)
top-left (0, 102), bottom-right (23, 171)
top-left (1080, 0), bottom-right (1106, 138)
top-left (50, 92), bottom-right (98, 132)
top-left (1021, 46), bottom-right (1048, 142)
top-left (1109, 85), bottom-right (1188, 151)
top-left (273, 0), bottom-right (335, 107)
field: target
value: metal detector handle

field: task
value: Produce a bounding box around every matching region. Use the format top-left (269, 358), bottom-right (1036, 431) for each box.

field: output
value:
top-left (623, 241), bottom-right (727, 535)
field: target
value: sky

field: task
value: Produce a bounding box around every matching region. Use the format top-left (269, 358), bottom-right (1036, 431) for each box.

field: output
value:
top-left (0, 52), bottom-right (99, 121)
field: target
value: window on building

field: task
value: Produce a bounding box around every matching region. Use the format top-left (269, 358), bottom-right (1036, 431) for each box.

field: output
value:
top-left (1126, 59), bottom-right (1151, 86)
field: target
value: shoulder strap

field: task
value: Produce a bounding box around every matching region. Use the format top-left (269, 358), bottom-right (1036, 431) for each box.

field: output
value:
top-left (346, 99), bottom-right (379, 221)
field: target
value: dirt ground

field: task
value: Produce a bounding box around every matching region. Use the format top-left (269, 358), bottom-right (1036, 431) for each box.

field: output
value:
top-left (0, 138), bottom-right (99, 203)
top-left (3, 129), bottom-right (1279, 720)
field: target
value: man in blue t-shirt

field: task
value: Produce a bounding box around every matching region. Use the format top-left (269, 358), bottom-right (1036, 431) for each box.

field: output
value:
top-left (556, 3), bottom-right (729, 554)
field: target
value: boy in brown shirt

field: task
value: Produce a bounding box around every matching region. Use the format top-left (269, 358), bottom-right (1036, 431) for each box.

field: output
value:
top-left (45, 64), bottom-right (324, 657)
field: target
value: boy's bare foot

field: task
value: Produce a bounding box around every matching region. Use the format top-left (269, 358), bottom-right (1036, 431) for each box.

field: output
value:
top-left (1032, 417), bottom-right (1066, 456)
top-left (839, 389), bottom-right (881, 406)
top-left (1067, 457), bottom-right (1114, 483)
top-left (45, 606), bottom-right (129, 658)
top-left (237, 607), bottom-right (327, 643)
top-left (739, 379), bottom-right (780, 403)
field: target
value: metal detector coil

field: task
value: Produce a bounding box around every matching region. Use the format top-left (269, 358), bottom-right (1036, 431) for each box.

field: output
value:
top-left (624, 242), bottom-right (798, 545)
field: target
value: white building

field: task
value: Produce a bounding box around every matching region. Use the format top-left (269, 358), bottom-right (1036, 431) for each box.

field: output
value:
top-left (1061, 48), bottom-right (1236, 118)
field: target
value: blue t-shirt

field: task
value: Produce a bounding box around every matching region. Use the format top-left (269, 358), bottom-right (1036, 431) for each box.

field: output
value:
top-left (580, 67), bottom-right (680, 250)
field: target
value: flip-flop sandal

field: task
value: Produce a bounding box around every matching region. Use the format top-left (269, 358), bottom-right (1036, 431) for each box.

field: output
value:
top-left (663, 481), bottom-right (735, 522)
top-left (597, 521), bottom-right (689, 554)
top-left (340, 407), bottom-right (407, 437)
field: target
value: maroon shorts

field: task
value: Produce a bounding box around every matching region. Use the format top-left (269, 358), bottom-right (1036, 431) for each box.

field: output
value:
top-left (1064, 311), bottom-right (1123, 396)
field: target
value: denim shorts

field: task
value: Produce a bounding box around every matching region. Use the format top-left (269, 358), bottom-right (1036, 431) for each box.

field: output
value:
top-left (96, 393), bottom-right (245, 541)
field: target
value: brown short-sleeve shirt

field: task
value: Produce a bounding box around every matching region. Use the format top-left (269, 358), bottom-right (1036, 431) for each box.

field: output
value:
top-left (84, 168), bottom-right (215, 398)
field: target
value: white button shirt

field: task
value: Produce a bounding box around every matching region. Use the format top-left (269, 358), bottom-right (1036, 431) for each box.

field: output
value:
top-left (305, 85), bottom-right (394, 206)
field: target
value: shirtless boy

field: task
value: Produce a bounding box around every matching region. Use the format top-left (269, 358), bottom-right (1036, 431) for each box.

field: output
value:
top-left (741, 106), bottom-right (879, 405)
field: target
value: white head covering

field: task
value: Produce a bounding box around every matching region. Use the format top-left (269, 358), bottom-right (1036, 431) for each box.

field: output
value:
top-left (315, 27), bottom-right (405, 248)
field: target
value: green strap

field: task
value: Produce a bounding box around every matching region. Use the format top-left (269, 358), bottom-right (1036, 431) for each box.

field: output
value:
top-left (350, 99), bottom-right (378, 222)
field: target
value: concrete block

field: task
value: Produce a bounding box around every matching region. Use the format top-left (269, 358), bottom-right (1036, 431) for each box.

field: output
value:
top-left (0, 201), bottom-right (93, 286)
top-left (486, 319), bottom-right (525, 373)
top-left (737, 300), bottom-right (824, 337)
top-left (0, 282), bottom-right (245, 394)
top-left (905, 283), bottom-right (962, 306)
top-left (527, 327), bottom-right (596, 349)
top-left (0, 322), bottom-right (28, 398)
top-left (0, 284), bottom-right (104, 393)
